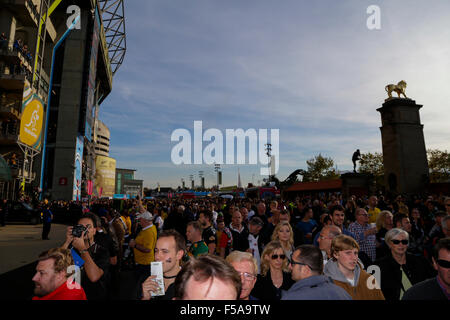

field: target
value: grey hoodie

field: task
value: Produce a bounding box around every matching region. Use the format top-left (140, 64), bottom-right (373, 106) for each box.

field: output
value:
top-left (323, 259), bottom-right (361, 287)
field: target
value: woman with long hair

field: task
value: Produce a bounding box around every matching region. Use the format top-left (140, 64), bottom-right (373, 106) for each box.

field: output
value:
top-left (250, 240), bottom-right (294, 300)
top-left (271, 221), bottom-right (295, 258)
top-left (375, 210), bottom-right (394, 259)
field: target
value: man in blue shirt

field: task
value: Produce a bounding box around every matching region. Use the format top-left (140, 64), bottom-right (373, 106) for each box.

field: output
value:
top-left (42, 204), bottom-right (53, 240)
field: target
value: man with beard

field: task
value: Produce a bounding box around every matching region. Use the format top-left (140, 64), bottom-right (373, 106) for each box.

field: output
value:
top-left (140, 230), bottom-right (186, 300)
top-left (32, 248), bottom-right (87, 300)
top-left (198, 210), bottom-right (217, 255)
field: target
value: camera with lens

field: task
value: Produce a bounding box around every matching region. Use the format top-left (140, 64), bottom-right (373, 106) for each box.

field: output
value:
top-left (72, 224), bottom-right (87, 238)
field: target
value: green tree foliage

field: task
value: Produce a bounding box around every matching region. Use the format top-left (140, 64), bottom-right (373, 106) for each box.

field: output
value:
top-left (427, 149), bottom-right (450, 183)
top-left (358, 151), bottom-right (384, 189)
top-left (358, 152), bottom-right (384, 176)
top-left (303, 154), bottom-right (339, 182)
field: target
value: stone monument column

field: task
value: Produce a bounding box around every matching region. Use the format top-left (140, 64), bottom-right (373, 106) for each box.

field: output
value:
top-left (377, 96), bottom-right (429, 195)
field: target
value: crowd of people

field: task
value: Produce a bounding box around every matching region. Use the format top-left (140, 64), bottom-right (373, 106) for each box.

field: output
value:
top-left (15, 193), bottom-right (450, 300)
top-left (0, 34), bottom-right (33, 82)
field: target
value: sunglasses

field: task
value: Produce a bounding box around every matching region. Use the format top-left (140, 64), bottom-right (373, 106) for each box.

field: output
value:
top-left (271, 254), bottom-right (286, 260)
top-left (288, 255), bottom-right (314, 270)
top-left (391, 239), bottom-right (409, 245)
top-left (436, 259), bottom-right (450, 269)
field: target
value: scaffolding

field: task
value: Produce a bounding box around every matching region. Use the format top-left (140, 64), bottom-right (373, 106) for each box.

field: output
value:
top-left (99, 0), bottom-right (127, 75)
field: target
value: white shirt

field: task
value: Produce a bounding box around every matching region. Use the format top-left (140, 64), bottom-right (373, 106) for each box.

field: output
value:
top-left (346, 277), bottom-right (355, 287)
top-left (248, 234), bottom-right (261, 274)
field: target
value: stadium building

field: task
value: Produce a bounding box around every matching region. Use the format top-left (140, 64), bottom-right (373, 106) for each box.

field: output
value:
top-left (0, 0), bottom-right (126, 200)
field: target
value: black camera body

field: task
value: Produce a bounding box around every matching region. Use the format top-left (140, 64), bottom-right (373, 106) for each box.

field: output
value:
top-left (72, 224), bottom-right (87, 238)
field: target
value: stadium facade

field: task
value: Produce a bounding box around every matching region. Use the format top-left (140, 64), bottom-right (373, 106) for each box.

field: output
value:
top-left (0, 0), bottom-right (126, 201)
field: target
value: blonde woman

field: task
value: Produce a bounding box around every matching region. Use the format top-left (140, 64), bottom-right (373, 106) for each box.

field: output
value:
top-left (375, 210), bottom-right (394, 259)
top-left (251, 240), bottom-right (294, 300)
top-left (271, 221), bottom-right (295, 258)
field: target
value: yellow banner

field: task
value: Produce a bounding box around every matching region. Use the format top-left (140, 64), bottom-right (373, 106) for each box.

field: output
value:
top-left (19, 90), bottom-right (44, 150)
top-left (95, 156), bottom-right (116, 198)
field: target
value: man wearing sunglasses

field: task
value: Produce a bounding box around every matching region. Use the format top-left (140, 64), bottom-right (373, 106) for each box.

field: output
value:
top-left (282, 245), bottom-right (351, 300)
top-left (402, 238), bottom-right (450, 300)
top-left (375, 228), bottom-right (435, 301)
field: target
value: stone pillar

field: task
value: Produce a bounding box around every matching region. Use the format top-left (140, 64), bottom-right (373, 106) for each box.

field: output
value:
top-left (377, 98), bottom-right (429, 196)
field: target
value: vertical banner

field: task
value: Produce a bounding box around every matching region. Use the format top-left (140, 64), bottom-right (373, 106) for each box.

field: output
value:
top-left (73, 135), bottom-right (84, 201)
top-left (19, 84), bottom-right (44, 150)
top-left (94, 156), bottom-right (116, 198)
top-left (85, 8), bottom-right (100, 141)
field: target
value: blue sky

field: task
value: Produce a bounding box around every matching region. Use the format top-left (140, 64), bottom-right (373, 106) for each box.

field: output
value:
top-left (99, 0), bottom-right (450, 189)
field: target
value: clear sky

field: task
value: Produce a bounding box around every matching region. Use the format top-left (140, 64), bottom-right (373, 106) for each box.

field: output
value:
top-left (99, 0), bottom-right (450, 189)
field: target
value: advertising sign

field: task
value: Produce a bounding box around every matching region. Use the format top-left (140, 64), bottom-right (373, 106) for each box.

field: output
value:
top-left (94, 155), bottom-right (116, 198)
top-left (19, 84), bottom-right (44, 150)
top-left (73, 135), bottom-right (84, 201)
top-left (85, 7), bottom-right (100, 141)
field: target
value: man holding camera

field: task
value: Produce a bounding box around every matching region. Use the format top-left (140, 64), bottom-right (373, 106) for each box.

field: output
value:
top-left (62, 213), bottom-right (110, 300)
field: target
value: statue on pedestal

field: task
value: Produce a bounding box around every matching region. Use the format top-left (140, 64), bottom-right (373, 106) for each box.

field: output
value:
top-left (352, 149), bottom-right (361, 173)
top-left (385, 80), bottom-right (408, 99)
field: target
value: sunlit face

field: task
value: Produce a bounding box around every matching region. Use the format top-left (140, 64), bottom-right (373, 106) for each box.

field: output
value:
top-left (334, 249), bottom-right (359, 273)
top-left (231, 260), bottom-right (257, 300)
top-left (32, 259), bottom-right (65, 297)
top-left (182, 277), bottom-right (237, 300)
top-left (155, 236), bottom-right (183, 274)
top-left (389, 233), bottom-right (409, 256)
top-left (278, 225), bottom-right (291, 242)
top-left (232, 211), bottom-right (242, 227)
top-left (332, 210), bottom-right (345, 227)
top-left (267, 248), bottom-right (285, 271)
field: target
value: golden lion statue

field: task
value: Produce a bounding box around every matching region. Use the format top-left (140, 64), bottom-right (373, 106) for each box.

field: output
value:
top-left (385, 80), bottom-right (408, 99)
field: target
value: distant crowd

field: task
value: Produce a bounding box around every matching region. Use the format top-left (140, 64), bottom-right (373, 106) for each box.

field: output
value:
top-left (3, 192), bottom-right (449, 300)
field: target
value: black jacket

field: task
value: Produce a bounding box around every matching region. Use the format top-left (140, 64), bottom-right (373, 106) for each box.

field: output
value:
top-left (375, 252), bottom-right (436, 301)
top-left (402, 277), bottom-right (447, 300)
top-left (230, 225), bottom-right (250, 252)
top-left (251, 269), bottom-right (294, 300)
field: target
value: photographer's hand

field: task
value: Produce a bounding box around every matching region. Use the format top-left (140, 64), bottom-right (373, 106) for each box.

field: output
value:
top-left (62, 226), bottom-right (74, 249)
top-left (72, 230), bottom-right (88, 252)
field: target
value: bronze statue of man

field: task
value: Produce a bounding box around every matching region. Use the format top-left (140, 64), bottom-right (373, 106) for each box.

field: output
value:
top-left (352, 149), bottom-right (361, 173)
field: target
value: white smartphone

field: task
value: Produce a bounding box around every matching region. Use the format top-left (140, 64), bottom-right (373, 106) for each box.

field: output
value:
top-left (150, 261), bottom-right (165, 297)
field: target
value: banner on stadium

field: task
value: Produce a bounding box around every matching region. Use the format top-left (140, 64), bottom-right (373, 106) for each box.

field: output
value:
top-left (94, 155), bottom-right (116, 198)
top-left (73, 135), bottom-right (84, 201)
top-left (19, 84), bottom-right (44, 150)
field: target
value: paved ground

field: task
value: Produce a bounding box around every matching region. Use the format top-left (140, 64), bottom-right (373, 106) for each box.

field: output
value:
top-left (0, 224), bottom-right (68, 274)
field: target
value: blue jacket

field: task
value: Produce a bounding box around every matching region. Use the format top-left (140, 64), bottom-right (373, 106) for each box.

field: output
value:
top-left (281, 275), bottom-right (352, 300)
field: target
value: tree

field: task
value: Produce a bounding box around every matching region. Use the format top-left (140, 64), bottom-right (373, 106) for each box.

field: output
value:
top-left (358, 151), bottom-right (384, 189)
top-left (303, 154), bottom-right (339, 182)
top-left (427, 149), bottom-right (450, 183)
top-left (358, 152), bottom-right (384, 176)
